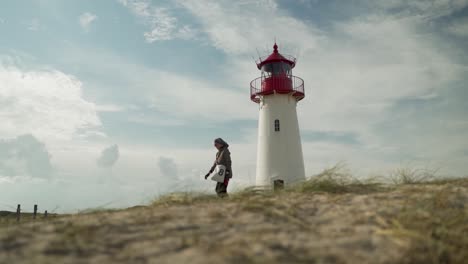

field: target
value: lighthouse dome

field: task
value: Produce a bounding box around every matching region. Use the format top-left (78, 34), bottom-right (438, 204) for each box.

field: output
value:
top-left (256, 43), bottom-right (296, 70)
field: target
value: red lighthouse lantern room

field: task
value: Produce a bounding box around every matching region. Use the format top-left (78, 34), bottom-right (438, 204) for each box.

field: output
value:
top-left (250, 43), bottom-right (305, 103)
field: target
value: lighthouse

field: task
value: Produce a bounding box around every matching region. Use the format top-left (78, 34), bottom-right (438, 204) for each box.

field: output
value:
top-left (250, 43), bottom-right (306, 188)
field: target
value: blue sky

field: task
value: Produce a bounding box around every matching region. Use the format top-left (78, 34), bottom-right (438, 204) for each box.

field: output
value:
top-left (1, 0), bottom-right (467, 212)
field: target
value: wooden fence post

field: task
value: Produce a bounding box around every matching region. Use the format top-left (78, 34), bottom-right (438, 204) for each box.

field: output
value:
top-left (33, 204), bottom-right (38, 220)
top-left (16, 204), bottom-right (21, 222)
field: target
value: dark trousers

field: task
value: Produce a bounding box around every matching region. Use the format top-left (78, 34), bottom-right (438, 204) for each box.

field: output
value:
top-left (215, 177), bottom-right (230, 197)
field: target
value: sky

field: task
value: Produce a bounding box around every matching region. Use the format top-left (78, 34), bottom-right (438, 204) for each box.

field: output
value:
top-left (1, 0), bottom-right (467, 213)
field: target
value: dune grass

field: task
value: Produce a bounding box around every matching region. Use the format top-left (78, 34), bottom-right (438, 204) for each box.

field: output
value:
top-left (152, 163), bottom-right (390, 206)
top-left (291, 163), bottom-right (388, 194)
top-left (147, 165), bottom-right (468, 263)
top-left (385, 185), bottom-right (468, 263)
top-left (152, 192), bottom-right (219, 206)
top-left (389, 167), bottom-right (438, 184)
top-left (1, 165), bottom-right (467, 263)
top-left (151, 164), bottom-right (464, 205)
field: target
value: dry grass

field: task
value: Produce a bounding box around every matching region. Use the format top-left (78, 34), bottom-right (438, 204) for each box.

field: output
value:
top-left (379, 185), bottom-right (468, 264)
top-left (1, 165), bottom-right (467, 264)
top-left (292, 163), bottom-right (388, 194)
top-left (152, 192), bottom-right (219, 206)
top-left (389, 167), bottom-right (439, 184)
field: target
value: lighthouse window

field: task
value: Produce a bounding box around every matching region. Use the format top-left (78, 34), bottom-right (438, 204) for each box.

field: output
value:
top-left (262, 63), bottom-right (291, 77)
top-left (274, 119), bottom-right (280, 131)
top-left (283, 64), bottom-right (292, 75)
top-left (262, 64), bottom-right (273, 77)
top-left (272, 63), bottom-right (282, 75)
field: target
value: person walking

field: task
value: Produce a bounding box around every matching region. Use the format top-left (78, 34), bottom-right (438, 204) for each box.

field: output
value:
top-left (205, 138), bottom-right (232, 197)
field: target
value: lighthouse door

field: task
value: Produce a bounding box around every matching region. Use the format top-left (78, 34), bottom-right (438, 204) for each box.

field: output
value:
top-left (273, 179), bottom-right (284, 191)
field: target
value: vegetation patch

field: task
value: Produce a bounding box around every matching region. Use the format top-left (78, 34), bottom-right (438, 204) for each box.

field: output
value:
top-left (1, 166), bottom-right (467, 263)
top-left (384, 186), bottom-right (468, 263)
top-left (292, 164), bottom-right (388, 194)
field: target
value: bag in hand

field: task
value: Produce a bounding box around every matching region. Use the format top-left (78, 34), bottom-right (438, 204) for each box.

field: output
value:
top-left (210, 164), bottom-right (226, 183)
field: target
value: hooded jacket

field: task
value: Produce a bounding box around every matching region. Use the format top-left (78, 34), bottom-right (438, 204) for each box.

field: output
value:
top-left (210, 139), bottom-right (232, 178)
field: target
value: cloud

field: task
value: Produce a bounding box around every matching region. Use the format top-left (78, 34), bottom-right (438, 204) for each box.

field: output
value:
top-left (142, 8), bottom-right (177, 42)
top-left (54, 44), bottom-right (254, 121)
top-left (1, 0), bottom-right (467, 214)
top-left (206, 2), bottom-right (460, 118)
top-left (367, 0), bottom-right (468, 19)
top-left (147, 70), bottom-right (253, 120)
top-left (97, 144), bottom-right (119, 167)
top-left (178, 0), bottom-right (463, 128)
top-left (0, 58), bottom-right (102, 143)
top-left (158, 156), bottom-right (178, 178)
top-left (107, 0), bottom-right (468, 177)
top-left (0, 134), bottom-right (53, 178)
top-left (447, 17), bottom-right (468, 37)
top-left (175, 0), bottom-right (468, 176)
top-left (95, 104), bottom-right (126, 112)
top-left (178, 0), bottom-right (320, 54)
top-left (294, 15), bottom-right (464, 134)
top-left (54, 0), bottom-right (467, 179)
top-left (78, 12), bottom-right (98, 32)
top-left (118, 0), bottom-right (195, 42)
top-left (31, 41), bottom-right (253, 125)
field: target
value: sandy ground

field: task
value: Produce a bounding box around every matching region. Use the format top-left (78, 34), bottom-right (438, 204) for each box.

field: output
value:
top-left (0, 182), bottom-right (467, 264)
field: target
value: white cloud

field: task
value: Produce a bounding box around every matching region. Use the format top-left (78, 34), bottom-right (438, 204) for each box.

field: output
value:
top-left (87, 61), bottom-right (254, 120)
top-left (142, 7), bottom-right (177, 42)
top-left (95, 104), bottom-right (125, 112)
top-left (178, 0), bottom-right (321, 54)
top-left (78, 12), bottom-right (98, 32)
top-left (295, 15), bottom-right (464, 133)
top-left (0, 134), bottom-right (53, 178)
top-left (38, 42), bottom-right (253, 122)
top-left (56, 43), bottom-right (254, 120)
top-left (0, 59), bottom-right (102, 144)
top-left (175, 25), bottom-right (198, 40)
top-left (97, 144), bottom-right (119, 168)
top-left (147, 70), bottom-right (254, 120)
top-left (118, 0), bottom-right (195, 42)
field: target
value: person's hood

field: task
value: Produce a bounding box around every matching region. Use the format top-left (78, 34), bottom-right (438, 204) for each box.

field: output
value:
top-left (214, 138), bottom-right (229, 148)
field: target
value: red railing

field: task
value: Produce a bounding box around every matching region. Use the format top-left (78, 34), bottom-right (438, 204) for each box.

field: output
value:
top-left (250, 75), bottom-right (305, 103)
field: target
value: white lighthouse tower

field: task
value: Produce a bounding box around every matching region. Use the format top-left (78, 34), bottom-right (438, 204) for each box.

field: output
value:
top-left (250, 43), bottom-right (306, 188)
